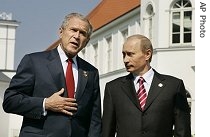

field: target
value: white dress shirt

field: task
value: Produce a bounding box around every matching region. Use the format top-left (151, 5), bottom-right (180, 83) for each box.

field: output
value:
top-left (133, 68), bottom-right (154, 94)
top-left (57, 45), bottom-right (78, 93)
top-left (43, 45), bottom-right (79, 115)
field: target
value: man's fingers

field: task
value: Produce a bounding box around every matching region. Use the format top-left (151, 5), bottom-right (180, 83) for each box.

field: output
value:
top-left (57, 88), bottom-right (64, 95)
top-left (47, 88), bottom-right (78, 116)
top-left (64, 106), bottom-right (77, 111)
top-left (64, 98), bottom-right (77, 103)
top-left (62, 110), bottom-right (73, 116)
top-left (64, 100), bottom-right (78, 107)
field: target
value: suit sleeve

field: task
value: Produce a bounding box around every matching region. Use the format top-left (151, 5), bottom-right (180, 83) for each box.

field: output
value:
top-left (174, 80), bottom-right (191, 137)
top-left (88, 70), bottom-right (102, 137)
top-left (2, 54), bottom-right (44, 119)
top-left (102, 83), bottom-right (116, 137)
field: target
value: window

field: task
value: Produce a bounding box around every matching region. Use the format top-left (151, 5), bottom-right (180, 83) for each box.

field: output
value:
top-left (106, 36), bottom-right (112, 72)
top-left (93, 43), bottom-right (99, 68)
top-left (121, 28), bottom-right (128, 42)
top-left (171, 0), bottom-right (192, 45)
top-left (146, 4), bottom-right (154, 41)
top-left (143, 3), bottom-right (154, 42)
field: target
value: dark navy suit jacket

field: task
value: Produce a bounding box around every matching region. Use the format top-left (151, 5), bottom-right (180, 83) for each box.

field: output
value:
top-left (102, 70), bottom-right (191, 137)
top-left (3, 48), bottom-right (102, 137)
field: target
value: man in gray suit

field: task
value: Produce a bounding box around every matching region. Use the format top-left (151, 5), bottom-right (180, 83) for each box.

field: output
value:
top-left (3, 13), bottom-right (101, 137)
top-left (102, 34), bottom-right (191, 137)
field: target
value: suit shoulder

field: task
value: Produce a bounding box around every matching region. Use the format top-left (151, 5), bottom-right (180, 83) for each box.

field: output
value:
top-left (162, 74), bottom-right (181, 80)
top-left (157, 72), bottom-right (183, 83)
top-left (18, 49), bottom-right (57, 67)
top-left (106, 75), bottom-right (127, 85)
top-left (19, 50), bottom-right (50, 63)
top-left (20, 50), bottom-right (51, 63)
top-left (27, 50), bottom-right (51, 58)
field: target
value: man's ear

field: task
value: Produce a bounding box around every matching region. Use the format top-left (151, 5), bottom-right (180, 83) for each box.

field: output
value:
top-left (145, 49), bottom-right (152, 61)
top-left (59, 28), bottom-right (63, 38)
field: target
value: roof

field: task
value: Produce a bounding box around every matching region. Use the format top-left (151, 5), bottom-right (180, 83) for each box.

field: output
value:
top-left (87, 0), bottom-right (140, 31)
top-left (46, 0), bottom-right (141, 50)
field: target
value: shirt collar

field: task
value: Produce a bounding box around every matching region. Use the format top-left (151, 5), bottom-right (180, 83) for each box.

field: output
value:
top-left (133, 68), bottom-right (154, 84)
top-left (57, 44), bottom-right (77, 64)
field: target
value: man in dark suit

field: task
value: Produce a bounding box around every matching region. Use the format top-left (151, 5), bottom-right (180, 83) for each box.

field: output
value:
top-left (2, 13), bottom-right (101, 137)
top-left (102, 34), bottom-right (191, 137)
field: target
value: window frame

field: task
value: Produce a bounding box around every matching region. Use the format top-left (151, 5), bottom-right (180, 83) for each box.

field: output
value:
top-left (170, 0), bottom-right (192, 46)
top-left (93, 42), bottom-right (99, 68)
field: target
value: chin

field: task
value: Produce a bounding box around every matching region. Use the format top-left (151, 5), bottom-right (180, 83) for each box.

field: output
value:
top-left (126, 69), bottom-right (132, 72)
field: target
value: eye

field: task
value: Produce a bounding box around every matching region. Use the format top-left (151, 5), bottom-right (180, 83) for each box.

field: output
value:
top-left (80, 31), bottom-right (88, 37)
top-left (70, 28), bottom-right (88, 37)
top-left (122, 52), bottom-right (126, 58)
top-left (70, 28), bottom-right (77, 32)
top-left (127, 52), bottom-right (133, 57)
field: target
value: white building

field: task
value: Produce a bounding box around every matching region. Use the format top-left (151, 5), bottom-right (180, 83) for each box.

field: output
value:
top-left (81, 0), bottom-right (195, 135)
top-left (0, 12), bottom-right (22, 137)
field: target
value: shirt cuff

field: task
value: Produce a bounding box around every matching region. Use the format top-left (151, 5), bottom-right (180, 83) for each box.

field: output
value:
top-left (43, 98), bottom-right (47, 116)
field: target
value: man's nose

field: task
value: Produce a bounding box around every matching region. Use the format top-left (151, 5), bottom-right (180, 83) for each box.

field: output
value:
top-left (74, 31), bottom-right (80, 38)
top-left (123, 56), bottom-right (129, 64)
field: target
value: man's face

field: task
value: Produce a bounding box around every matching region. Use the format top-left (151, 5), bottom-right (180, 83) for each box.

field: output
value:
top-left (59, 17), bottom-right (90, 57)
top-left (122, 39), bottom-right (151, 75)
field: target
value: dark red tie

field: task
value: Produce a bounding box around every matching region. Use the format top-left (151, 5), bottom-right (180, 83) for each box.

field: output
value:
top-left (137, 77), bottom-right (147, 110)
top-left (66, 59), bottom-right (75, 98)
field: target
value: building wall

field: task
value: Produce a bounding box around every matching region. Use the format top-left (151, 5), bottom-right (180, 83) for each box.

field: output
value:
top-left (0, 12), bottom-right (21, 137)
top-left (152, 47), bottom-right (195, 133)
top-left (80, 0), bottom-right (195, 135)
top-left (79, 7), bottom-right (141, 102)
top-left (141, 0), bottom-right (195, 133)
top-left (0, 82), bottom-right (10, 137)
top-left (80, 8), bottom-right (141, 74)
top-left (0, 20), bottom-right (19, 70)
top-left (0, 81), bottom-right (22, 137)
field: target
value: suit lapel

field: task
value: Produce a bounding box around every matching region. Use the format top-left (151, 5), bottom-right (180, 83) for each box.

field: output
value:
top-left (75, 57), bottom-right (88, 101)
top-left (47, 48), bottom-right (67, 97)
top-left (144, 71), bottom-right (165, 110)
top-left (121, 74), bottom-right (140, 110)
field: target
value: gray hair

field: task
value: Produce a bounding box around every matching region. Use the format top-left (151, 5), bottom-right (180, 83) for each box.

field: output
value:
top-left (61, 13), bottom-right (93, 37)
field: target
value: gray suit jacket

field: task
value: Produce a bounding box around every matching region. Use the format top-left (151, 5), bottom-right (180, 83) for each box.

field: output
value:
top-left (102, 70), bottom-right (191, 137)
top-left (3, 48), bottom-right (102, 137)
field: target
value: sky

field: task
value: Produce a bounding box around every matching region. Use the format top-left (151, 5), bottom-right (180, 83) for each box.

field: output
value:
top-left (0, 0), bottom-right (101, 68)
top-left (1, 0), bottom-right (210, 135)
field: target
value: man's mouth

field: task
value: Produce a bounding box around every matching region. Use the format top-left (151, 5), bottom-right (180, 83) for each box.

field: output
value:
top-left (125, 65), bottom-right (130, 69)
top-left (70, 42), bottom-right (79, 47)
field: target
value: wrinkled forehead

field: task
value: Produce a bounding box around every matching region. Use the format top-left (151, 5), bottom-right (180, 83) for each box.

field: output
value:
top-left (68, 17), bottom-right (89, 27)
top-left (123, 39), bottom-right (142, 51)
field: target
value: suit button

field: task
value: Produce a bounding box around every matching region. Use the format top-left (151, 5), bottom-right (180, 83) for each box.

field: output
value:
top-left (142, 113), bottom-right (147, 116)
top-left (142, 130), bottom-right (147, 134)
